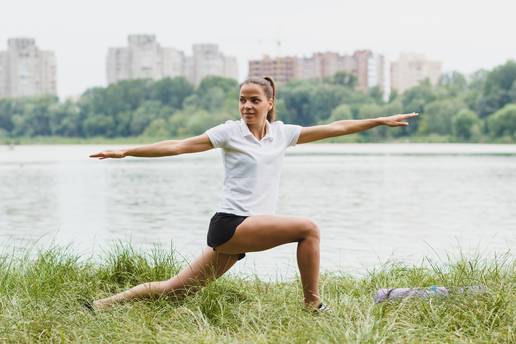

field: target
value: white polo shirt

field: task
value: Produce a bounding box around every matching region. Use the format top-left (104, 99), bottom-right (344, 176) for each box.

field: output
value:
top-left (205, 119), bottom-right (302, 216)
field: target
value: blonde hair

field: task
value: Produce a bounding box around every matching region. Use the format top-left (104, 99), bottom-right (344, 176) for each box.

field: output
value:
top-left (239, 76), bottom-right (276, 122)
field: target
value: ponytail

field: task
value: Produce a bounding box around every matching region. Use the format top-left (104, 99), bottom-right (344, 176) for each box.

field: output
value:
top-left (263, 76), bottom-right (276, 122)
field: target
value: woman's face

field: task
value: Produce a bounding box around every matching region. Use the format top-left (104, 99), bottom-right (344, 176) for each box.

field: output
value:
top-left (239, 83), bottom-right (273, 125)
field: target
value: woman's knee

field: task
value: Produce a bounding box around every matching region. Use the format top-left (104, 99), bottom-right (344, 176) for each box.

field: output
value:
top-left (156, 279), bottom-right (177, 294)
top-left (300, 218), bottom-right (320, 240)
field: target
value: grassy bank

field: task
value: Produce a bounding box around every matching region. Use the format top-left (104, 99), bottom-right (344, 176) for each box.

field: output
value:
top-left (0, 246), bottom-right (513, 343)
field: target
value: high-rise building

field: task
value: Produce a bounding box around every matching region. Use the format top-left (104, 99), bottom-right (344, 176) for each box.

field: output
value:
top-left (353, 50), bottom-right (385, 92)
top-left (107, 36), bottom-right (238, 86)
top-left (190, 44), bottom-right (238, 85)
top-left (107, 34), bottom-right (185, 84)
top-left (0, 52), bottom-right (7, 97)
top-left (299, 52), bottom-right (355, 80)
top-left (162, 47), bottom-right (185, 79)
top-left (248, 50), bottom-right (383, 93)
top-left (0, 38), bottom-right (57, 98)
top-left (390, 53), bottom-right (442, 93)
top-left (248, 55), bottom-right (299, 84)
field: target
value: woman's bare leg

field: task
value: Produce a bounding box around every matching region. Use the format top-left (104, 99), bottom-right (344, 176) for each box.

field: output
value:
top-left (93, 247), bottom-right (240, 309)
top-left (215, 215), bottom-right (321, 307)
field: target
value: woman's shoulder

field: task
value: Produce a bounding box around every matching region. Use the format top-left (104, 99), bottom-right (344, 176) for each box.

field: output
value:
top-left (271, 120), bottom-right (301, 130)
top-left (210, 119), bottom-right (240, 131)
top-left (270, 120), bottom-right (302, 145)
top-left (270, 120), bottom-right (285, 128)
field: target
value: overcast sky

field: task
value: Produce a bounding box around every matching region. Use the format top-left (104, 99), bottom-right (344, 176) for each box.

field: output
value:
top-left (2, 0), bottom-right (515, 98)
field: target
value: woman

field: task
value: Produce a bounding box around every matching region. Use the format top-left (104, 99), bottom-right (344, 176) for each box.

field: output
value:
top-left (89, 77), bottom-right (417, 312)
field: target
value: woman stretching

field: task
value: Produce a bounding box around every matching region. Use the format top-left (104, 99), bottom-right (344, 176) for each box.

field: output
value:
top-left (89, 77), bottom-right (417, 312)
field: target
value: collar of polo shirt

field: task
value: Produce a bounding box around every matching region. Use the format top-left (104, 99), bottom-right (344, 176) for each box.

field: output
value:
top-left (239, 119), bottom-right (274, 141)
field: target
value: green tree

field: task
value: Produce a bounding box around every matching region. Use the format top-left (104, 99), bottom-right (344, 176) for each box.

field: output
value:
top-left (11, 114), bottom-right (30, 136)
top-left (487, 104), bottom-right (516, 139)
top-left (401, 81), bottom-right (437, 135)
top-left (48, 100), bottom-right (81, 136)
top-left (113, 111), bottom-right (133, 137)
top-left (279, 83), bottom-right (314, 125)
top-left (199, 87), bottom-right (226, 110)
top-left (388, 90), bottom-right (398, 103)
top-left (182, 94), bottom-right (200, 109)
top-left (5, 96), bottom-right (58, 137)
top-left (196, 76), bottom-right (238, 96)
top-left (327, 71), bottom-right (357, 88)
top-left (82, 114), bottom-right (115, 137)
top-left (80, 79), bottom-right (151, 118)
top-left (452, 109), bottom-right (481, 141)
top-left (327, 104), bottom-right (352, 122)
top-left (26, 96), bottom-right (59, 136)
top-left (368, 86), bottom-right (384, 104)
top-left (130, 101), bottom-right (172, 136)
top-left (274, 98), bottom-right (290, 122)
top-left (0, 99), bottom-right (23, 134)
top-left (149, 77), bottom-right (193, 109)
top-left (107, 79), bottom-right (151, 113)
top-left (420, 99), bottom-right (465, 136)
top-left (222, 94), bottom-right (239, 115)
top-left (476, 60), bottom-right (516, 117)
top-left (280, 81), bottom-right (366, 125)
top-left (306, 84), bottom-right (351, 122)
top-left (401, 80), bottom-right (436, 114)
top-left (463, 69), bottom-right (487, 111)
top-left (509, 80), bottom-right (516, 103)
top-left (169, 104), bottom-right (237, 137)
top-left (143, 118), bottom-right (170, 138)
top-left (439, 71), bottom-right (468, 96)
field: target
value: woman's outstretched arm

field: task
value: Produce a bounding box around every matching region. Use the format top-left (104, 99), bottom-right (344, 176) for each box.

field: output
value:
top-left (297, 113), bottom-right (418, 144)
top-left (89, 134), bottom-right (214, 159)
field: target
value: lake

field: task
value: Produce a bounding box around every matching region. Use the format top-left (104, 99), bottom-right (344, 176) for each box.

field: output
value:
top-left (1, 143), bottom-right (515, 279)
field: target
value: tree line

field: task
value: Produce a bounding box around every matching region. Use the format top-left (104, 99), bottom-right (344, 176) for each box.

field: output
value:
top-left (0, 60), bottom-right (515, 143)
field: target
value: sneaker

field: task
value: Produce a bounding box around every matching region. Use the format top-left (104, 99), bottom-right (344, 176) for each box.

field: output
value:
top-left (81, 299), bottom-right (96, 314)
top-left (314, 302), bottom-right (332, 314)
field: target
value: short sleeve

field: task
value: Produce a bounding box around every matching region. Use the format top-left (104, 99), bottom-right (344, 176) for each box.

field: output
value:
top-left (283, 123), bottom-right (302, 147)
top-left (205, 121), bottom-right (232, 148)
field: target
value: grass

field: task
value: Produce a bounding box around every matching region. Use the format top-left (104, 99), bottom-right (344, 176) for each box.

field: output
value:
top-left (0, 245), bottom-right (514, 343)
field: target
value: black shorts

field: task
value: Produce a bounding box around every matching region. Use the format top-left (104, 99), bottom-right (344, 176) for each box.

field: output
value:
top-left (207, 212), bottom-right (247, 260)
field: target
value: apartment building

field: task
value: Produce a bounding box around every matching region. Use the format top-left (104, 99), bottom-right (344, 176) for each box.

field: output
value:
top-left (0, 38), bottom-right (57, 98)
top-left (107, 34), bottom-right (185, 84)
top-left (299, 52), bottom-right (355, 80)
top-left (249, 50), bottom-right (384, 92)
top-left (189, 44), bottom-right (238, 85)
top-left (107, 35), bottom-right (238, 86)
top-left (353, 50), bottom-right (384, 92)
top-left (248, 55), bottom-right (299, 84)
top-left (390, 53), bottom-right (442, 93)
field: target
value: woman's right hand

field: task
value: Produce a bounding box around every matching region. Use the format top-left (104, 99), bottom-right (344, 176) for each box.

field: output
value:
top-left (89, 150), bottom-right (126, 160)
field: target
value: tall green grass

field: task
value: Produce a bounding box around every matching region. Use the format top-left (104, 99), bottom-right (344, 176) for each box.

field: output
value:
top-left (0, 244), bottom-right (513, 343)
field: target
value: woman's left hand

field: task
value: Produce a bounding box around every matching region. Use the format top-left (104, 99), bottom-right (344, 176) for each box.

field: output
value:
top-left (379, 113), bottom-right (418, 127)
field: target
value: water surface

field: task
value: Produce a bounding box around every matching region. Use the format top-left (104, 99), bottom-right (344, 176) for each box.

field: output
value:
top-left (1, 144), bottom-right (514, 279)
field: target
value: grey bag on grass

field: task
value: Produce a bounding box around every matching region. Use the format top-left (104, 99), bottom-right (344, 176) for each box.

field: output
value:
top-left (374, 285), bottom-right (487, 303)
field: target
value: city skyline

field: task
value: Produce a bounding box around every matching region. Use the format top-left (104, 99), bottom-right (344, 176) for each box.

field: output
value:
top-left (2, 0), bottom-right (514, 97)
top-left (1, 36), bottom-right (437, 99)
top-left (106, 35), bottom-right (238, 86)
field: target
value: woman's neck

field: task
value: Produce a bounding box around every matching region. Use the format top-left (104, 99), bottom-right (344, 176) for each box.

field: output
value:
top-left (247, 121), bottom-right (267, 140)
